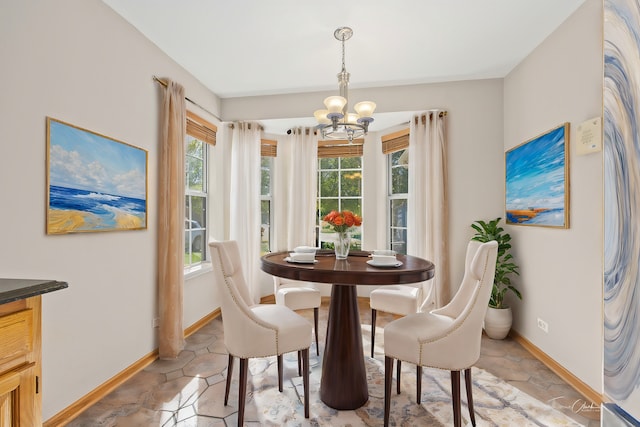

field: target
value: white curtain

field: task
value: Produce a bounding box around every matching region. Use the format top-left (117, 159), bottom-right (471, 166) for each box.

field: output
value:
top-left (407, 111), bottom-right (449, 309)
top-left (273, 128), bottom-right (318, 250)
top-left (229, 122), bottom-right (262, 304)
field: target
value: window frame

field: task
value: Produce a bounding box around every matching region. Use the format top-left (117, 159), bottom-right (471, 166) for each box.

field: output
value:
top-left (260, 155), bottom-right (274, 255)
top-left (316, 154), bottom-right (363, 250)
top-left (387, 148), bottom-right (409, 254)
top-left (184, 112), bottom-right (216, 274)
top-left (184, 134), bottom-right (209, 271)
top-left (382, 128), bottom-right (410, 254)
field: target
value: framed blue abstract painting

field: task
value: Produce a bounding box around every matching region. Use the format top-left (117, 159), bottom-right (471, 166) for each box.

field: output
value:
top-left (505, 123), bottom-right (569, 228)
top-left (605, 0), bottom-right (640, 421)
top-left (46, 117), bottom-right (148, 234)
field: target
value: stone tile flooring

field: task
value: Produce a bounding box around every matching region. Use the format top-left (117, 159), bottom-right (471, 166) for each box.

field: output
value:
top-left (67, 298), bottom-right (600, 426)
top-left (475, 333), bottom-right (600, 426)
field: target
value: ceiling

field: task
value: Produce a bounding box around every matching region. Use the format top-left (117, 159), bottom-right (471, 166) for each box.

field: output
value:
top-left (101, 0), bottom-right (586, 133)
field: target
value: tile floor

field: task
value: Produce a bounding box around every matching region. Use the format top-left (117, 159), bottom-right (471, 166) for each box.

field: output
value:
top-left (67, 298), bottom-right (600, 426)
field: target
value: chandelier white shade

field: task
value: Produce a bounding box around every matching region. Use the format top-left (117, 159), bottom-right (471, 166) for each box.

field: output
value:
top-left (314, 27), bottom-right (376, 142)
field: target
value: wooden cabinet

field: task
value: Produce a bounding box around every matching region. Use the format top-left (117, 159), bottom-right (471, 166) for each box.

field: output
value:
top-left (0, 362), bottom-right (36, 425)
top-left (0, 278), bottom-right (67, 426)
top-left (0, 297), bottom-right (42, 426)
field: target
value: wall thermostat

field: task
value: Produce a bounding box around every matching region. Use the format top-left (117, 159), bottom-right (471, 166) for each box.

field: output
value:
top-left (576, 116), bottom-right (602, 155)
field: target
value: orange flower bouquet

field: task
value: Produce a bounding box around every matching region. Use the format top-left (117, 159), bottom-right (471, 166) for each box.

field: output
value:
top-left (323, 210), bottom-right (362, 233)
top-left (324, 210), bottom-right (361, 258)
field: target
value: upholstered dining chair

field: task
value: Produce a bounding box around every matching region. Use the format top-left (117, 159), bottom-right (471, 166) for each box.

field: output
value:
top-left (209, 240), bottom-right (312, 426)
top-left (382, 240), bottom-right (498, 427)
top-left (273, 277), bottom-right (321, 356)
top-left (369, 280), bottom-right (433, 358)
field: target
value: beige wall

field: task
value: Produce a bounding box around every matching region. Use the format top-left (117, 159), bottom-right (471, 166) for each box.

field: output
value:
top-left (0, 0), bottom-right (224, 419)
top-left (0, 0), bottom-right (601, 422)
top-left (504, 0), bottom-right (603, 392)
top-left (238, 79), bottom-right (506, 297)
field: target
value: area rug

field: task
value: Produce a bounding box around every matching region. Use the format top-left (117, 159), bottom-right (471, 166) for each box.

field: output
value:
top-left (235, 331), bottom-right (584, 426)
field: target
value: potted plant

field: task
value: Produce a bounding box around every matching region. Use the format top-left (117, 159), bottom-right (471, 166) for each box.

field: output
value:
top-left (471, 217), bottom-right (522, 339)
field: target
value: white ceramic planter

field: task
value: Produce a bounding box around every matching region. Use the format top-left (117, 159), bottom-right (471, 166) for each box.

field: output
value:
top-left (483, 306), bottom-right (512, 339)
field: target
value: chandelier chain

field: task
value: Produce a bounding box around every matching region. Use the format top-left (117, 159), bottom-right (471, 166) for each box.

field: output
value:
top-left (341, 34), bottom-right (346, 73)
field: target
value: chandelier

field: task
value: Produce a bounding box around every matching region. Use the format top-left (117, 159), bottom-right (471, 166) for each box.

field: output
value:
top-left (314, 27), bottom-right (376, 143)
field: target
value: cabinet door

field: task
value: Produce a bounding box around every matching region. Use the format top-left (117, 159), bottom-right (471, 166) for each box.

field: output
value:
top-left (0, 362), bottom-right (35, 427)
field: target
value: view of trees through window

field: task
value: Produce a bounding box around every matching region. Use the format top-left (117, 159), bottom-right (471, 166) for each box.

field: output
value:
top-left (388, 149), bottom-right (408, 254)
top-left (260, 156), bottom-right (272, 254)
top-left (185, 135), bottom-right (207, 268)
top-left (317, 156), bottom-right (363, 249)
top-left (183, 137), bottom-right (401, 264)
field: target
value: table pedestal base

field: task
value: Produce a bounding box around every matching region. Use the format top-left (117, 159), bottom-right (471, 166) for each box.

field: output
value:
top-left (320, 284), bottom-right (368, 409)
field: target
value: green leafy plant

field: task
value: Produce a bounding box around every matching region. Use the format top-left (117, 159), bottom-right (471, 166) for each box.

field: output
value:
top-left (471, 217), bottom-right (522, 309)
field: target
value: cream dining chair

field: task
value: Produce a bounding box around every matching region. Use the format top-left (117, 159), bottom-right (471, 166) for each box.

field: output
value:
top-left (209, 240), bottom-right (312, 426)
top-left (273, 277), bottom-right (321, 356)
top-left (369, 279), bottom-right (435, 358)
top-left (382, 240), bottom-right (498, 427)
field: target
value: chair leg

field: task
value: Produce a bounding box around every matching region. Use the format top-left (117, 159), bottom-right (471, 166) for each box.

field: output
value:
top-left (277, 354), bottom-right (283, 392)
top-left (314, 307), bottom-right (320, 356)
top-left (371, 308), bottom-right (377, 358)
top-left (297, 351), bottom-right (302, 376)
top-left (238, 358), bottom-right (248, 427)
top-left (384, 356), bottom-right (394, 427)
top-left (397, 359), bottom-right (402, 394)
top-left (302, 348), bottom-right (310, 418)
top-left (224, 354), bottom-right (234, 406)
top-left (416, 365), bottom-right (422, 404)
top-left (465, 368), bottom-right (476, 426)
top-left (451, 370), bottom-right (462, 427)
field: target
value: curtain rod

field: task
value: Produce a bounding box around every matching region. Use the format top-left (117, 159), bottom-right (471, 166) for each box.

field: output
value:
top-left (153, 76), bottom-right (222, 122)
top-left (405, 110), bottom-right (448, 125)
top-left (228, 123), bottom-right (264, 131)
top-left (417, 111), bottom-right (447, 118)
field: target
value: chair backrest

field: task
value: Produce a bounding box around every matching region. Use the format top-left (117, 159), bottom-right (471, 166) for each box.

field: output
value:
top-left (432, 240), bottom-right (483, 319)
top-left (273, 276), bottom-right (318, 292)
top-left (462, 240), bottom-right (498, 323)
top-left (210, 240), bottom-right (254, 307)
top-left (209, 240), bottom-right (279, 357)
top-left (430, 240), bottom-right (498, 367)
top-left (419, 240), bottom-right (483, 313)
top-left (432, 240), bottom-right (498, 326)
top-left (274, 276), bottom-right (298, 292)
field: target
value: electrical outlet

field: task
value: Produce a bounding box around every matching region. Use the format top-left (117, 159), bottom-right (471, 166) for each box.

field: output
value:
top-left (153, 317), bottom-right (159, 328)
top-left (537, 317), bottom-right (549, 333)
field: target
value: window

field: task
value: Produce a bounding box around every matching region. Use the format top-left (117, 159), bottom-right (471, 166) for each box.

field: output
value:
top-left (260, 139), bottom-right (276, 254)
top-left (317, 154), bottom-right (363, 250)
top-left (184, 112), bottom-right (216, 270)
top-left (383, 129), bottom-right (409, 254)
top-left (185, 135), bottom-right (208, 268)
top-left (388, 149), bottom-right (408, 254)
top-left (260, 156), bottom-right (273, 254)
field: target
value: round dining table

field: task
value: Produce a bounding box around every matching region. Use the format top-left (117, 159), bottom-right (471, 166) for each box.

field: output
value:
top-left (261, 249), bottom-right (435, 410)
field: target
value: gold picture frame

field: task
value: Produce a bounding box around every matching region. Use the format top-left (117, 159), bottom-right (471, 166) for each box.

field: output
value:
top-left (46, 117), bottom-right (148, 234)
top-left (505, 123), bottom-right (570, 228)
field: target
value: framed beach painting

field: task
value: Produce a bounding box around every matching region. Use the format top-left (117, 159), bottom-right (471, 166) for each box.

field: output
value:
top-left (505, 123), bottom-right (569, 228)
top-left (46, 117), bottom-right (148, 234)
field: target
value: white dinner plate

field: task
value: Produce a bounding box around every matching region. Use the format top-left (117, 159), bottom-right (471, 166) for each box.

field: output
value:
top-left (284, 257), bottom-right (318, 264)
top-left (366, 260), bottom-right (403, 268)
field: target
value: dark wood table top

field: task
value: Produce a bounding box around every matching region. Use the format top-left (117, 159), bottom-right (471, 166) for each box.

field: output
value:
top-left (261, 250), bottom-right (434, 285)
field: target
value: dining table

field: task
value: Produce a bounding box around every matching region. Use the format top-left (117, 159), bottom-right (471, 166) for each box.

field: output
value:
top-left (261, 249), bottom-right (435, 410)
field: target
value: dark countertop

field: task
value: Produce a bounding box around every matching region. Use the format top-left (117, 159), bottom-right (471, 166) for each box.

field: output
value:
top-left (0, 278), bottom-right (68, 305)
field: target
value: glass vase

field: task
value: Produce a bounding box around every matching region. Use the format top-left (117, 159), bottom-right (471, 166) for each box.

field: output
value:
top-left (334, 231), bottom-right (351, 259)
